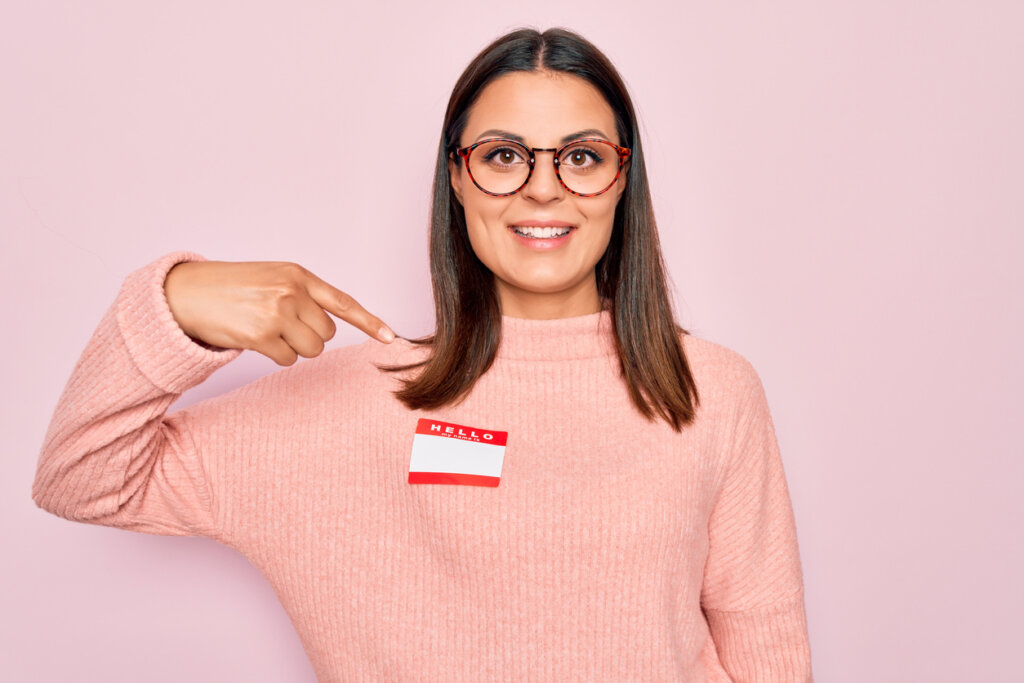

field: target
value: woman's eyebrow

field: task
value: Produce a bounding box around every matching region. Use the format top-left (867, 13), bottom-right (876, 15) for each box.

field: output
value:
top-left (473, 128), bottom-right (613, 145)
top-left (475, 129), bottom-right (525, 143)
top-left (559, 129), bottom-right (611, 144)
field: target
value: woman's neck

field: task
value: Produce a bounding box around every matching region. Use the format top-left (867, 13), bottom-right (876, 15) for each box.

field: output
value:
top-left (495, 277), bottom-right (602, 320)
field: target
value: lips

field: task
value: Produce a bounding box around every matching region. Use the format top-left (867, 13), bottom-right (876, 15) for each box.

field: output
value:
top-left (506, 222), bottom-right (576, 251)
top-left (508, 220), bottom-right (576, 239)
top-left (509, 220), bottom-right (574, 227)
top-left (511, 225), bottom-right (573, 238)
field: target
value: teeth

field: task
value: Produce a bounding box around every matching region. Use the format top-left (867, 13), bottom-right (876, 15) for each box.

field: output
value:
top-left (512, 226), bottom-right (572, 238)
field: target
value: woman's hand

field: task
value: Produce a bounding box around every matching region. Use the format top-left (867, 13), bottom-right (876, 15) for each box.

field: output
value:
top-left (164, 261), bottom-right (395, 366)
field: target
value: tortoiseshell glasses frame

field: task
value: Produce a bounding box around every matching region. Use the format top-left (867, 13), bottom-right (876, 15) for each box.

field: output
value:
top-left (451, 137), bottom-right (632, 198)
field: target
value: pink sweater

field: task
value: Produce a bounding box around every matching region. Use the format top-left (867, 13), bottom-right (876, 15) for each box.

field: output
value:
top-left (33, 252), bottom-right (812, 681)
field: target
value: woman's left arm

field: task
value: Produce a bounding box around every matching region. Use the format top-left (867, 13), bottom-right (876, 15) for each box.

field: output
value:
top-left (701, 359), bottom-right (813, 682)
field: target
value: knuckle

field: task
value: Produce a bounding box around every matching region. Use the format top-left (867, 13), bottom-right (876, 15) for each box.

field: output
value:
top-left (275, 261), bottom-right (306, 277)
top-left (268, 263), bottom-right (307, 293)
top-left (334, 293), bottom-right (354, 314)
top-left (305, 339), bottom-right (325, 358)
top-left (275, 279), bottom-right (304, 298)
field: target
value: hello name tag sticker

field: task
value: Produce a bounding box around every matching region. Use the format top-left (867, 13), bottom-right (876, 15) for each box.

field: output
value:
top-left (408, 418), bottom-right (508, 487)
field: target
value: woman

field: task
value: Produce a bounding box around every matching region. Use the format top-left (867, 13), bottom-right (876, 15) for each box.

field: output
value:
top-left (32, 27), bottom-right (812, 681)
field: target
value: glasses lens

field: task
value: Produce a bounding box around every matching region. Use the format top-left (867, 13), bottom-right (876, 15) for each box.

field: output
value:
top-left (467, 140), bottom-right (531, 194)
top-left (557, 140), bottom-right (619, 195)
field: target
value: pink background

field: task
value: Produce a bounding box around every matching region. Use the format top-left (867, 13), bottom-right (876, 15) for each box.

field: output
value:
top-left (2, 2), bottom-right (1021, 681)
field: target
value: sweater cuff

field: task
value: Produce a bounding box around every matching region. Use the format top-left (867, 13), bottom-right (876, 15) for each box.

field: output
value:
top-left (704, 589), bottom-right (813, 682)
top-left (115, 251), bottom-right (242, 394)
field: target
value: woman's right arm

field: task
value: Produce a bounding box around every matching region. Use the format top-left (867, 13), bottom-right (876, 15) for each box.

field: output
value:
top-left (31, 251), bottom-right (394, 539)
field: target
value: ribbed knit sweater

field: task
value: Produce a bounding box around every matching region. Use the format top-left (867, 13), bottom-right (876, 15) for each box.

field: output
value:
top-left (32, 252), bottom-right (812, 682)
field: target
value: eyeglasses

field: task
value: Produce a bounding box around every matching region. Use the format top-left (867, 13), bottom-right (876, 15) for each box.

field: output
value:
top-left (452, 137), bottom-right (631, 197)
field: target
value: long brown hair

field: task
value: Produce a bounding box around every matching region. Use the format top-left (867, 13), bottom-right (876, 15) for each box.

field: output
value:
top-left (380, 27), bottom-right (699, 431)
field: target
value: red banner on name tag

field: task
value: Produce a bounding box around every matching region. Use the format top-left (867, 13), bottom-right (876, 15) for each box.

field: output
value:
top-left (414, 418), bottom-right (508, 446)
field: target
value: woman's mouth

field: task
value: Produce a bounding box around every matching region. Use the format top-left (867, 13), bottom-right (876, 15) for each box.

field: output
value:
top-left (510, 225), bottom-right (573, 239)
top-left (507, 224), bottom-right (576, 250)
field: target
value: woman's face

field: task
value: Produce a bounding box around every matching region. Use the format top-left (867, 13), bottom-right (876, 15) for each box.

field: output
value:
top-left (449, 70), bottom-right (628, 319)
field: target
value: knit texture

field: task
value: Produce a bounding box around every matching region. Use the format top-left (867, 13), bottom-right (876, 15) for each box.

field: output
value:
top-left (33, 252), bottom-right (812, 682)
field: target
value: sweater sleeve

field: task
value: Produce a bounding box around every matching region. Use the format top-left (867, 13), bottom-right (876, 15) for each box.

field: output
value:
top-left (700, 359), bottom-right (813, 681)
top-left (31, 252), bottom-right (242, 540)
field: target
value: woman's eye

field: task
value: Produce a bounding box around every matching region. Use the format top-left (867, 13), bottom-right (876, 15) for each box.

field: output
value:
top-left (561, 146), bottom-right (604, 168)
top-left (483, 147), bottom-right (524, 165)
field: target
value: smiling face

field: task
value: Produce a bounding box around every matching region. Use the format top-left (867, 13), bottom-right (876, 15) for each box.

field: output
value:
top-left (448, 70), bottom-right (629, 319)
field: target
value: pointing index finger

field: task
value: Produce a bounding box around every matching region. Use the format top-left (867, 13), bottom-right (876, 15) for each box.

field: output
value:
top-left (304, 271), bottom-right (395, 343)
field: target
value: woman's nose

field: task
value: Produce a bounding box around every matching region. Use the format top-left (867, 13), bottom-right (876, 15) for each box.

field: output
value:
top-left (521, 152), bottom-right (565, 202)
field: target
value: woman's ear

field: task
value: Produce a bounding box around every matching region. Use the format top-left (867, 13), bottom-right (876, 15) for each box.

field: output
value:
top-left (448, 155), bottom-right (464, 205)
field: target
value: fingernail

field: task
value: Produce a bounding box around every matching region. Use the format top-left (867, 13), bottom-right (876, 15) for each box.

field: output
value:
top-left (378, 326), bottom-right (395, 343)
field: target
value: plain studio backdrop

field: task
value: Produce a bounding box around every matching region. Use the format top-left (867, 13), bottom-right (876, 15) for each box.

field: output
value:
top-left (2, 2), bottom-right (1021, 681)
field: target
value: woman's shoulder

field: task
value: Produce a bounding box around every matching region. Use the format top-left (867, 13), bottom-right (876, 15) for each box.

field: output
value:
top-left (679, 332), bottom-right (766, 401)
top-left (287, 335), bottom-right (430, 389)
top-left (323, 335), bottom-right (430, 368)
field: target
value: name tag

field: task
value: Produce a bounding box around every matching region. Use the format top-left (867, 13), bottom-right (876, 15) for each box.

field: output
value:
top-left (408, 418), bottom-right (508, 487)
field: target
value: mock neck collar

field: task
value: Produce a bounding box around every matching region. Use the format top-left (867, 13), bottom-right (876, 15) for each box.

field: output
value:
top-left (496, 308), bottom-right (618, 361)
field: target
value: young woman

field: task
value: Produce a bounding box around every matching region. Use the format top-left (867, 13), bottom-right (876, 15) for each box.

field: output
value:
top-left (33, 27), bottom-right (812, 681)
